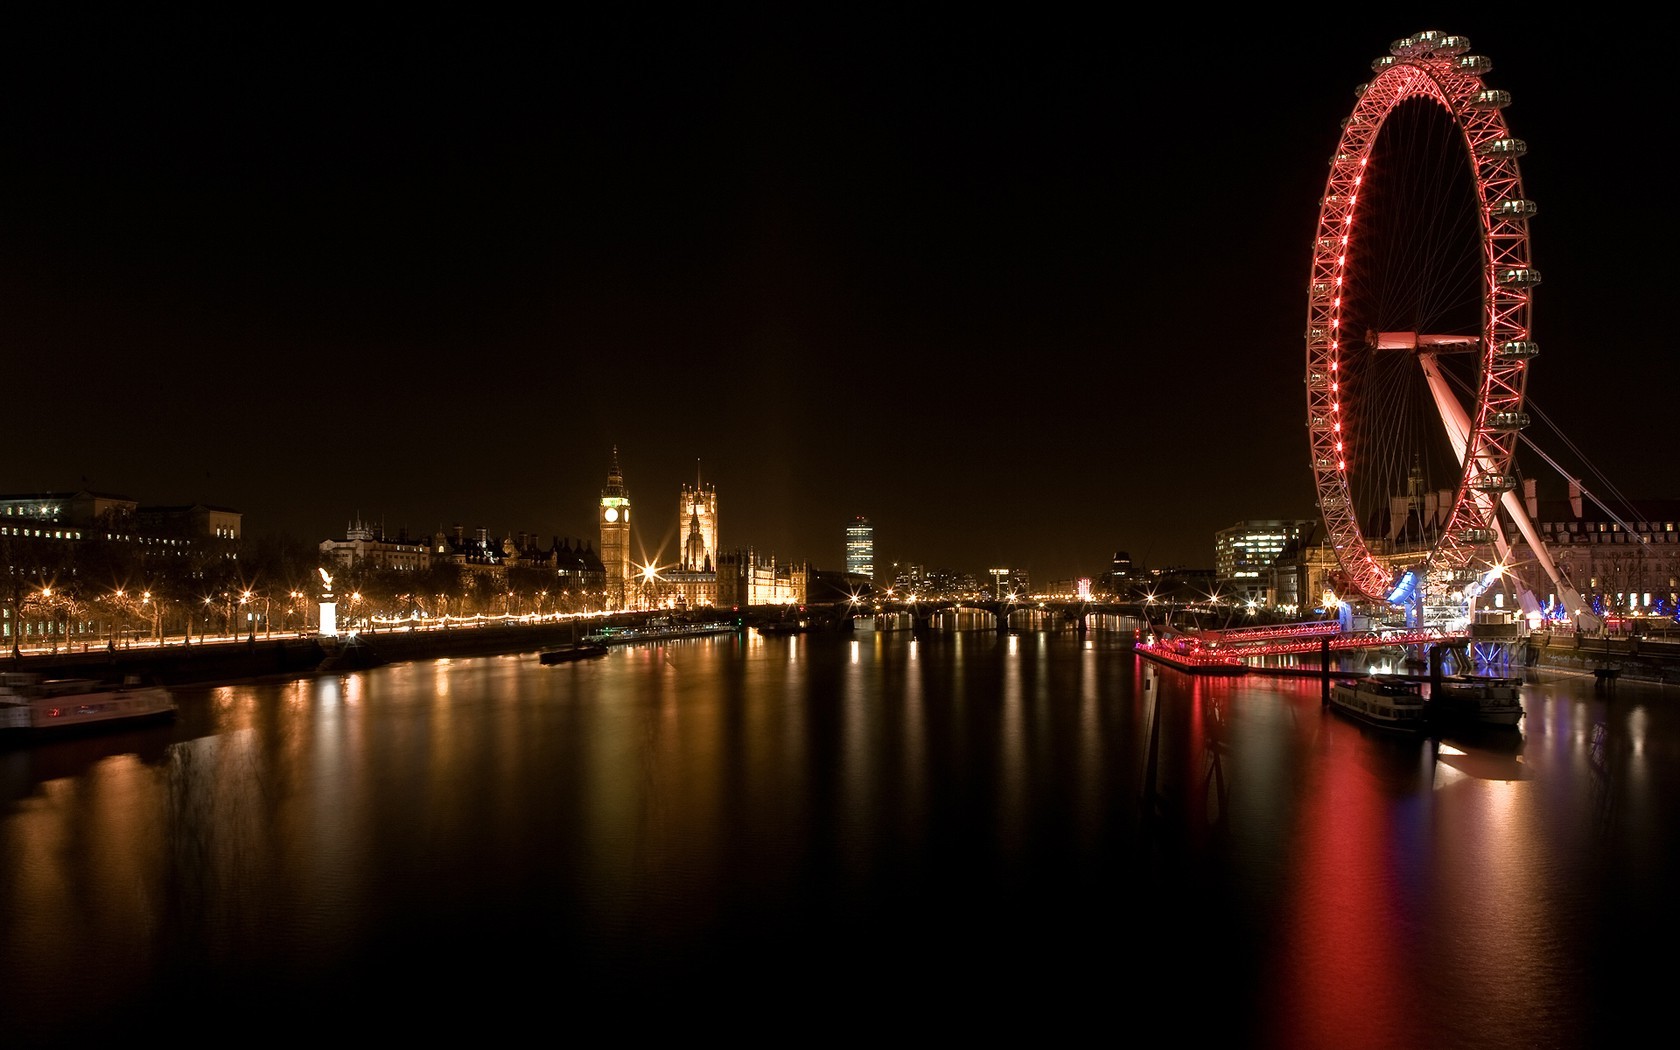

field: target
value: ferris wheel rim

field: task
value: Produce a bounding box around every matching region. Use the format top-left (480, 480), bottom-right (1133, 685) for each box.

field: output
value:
top-left (1304, 30), bottom-right (1536, 605)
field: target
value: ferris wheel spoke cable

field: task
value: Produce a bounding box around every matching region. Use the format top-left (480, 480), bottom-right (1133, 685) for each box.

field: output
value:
top-left (1437, 367), bottom-right (1649, 534)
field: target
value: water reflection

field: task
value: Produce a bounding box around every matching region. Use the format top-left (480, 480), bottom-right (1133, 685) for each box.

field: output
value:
top-left (0, 638), bottom-right (1674, 1046)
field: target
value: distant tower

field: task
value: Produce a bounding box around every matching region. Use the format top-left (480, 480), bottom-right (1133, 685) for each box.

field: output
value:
top-left (845, 516), bottom-right (874, 579)
top-left (1110, 551), bottom-right (1134, 596)
top-left (678, 462), bottom-right (717, 572)
top-left (599, 447), bottom-right (632, 611)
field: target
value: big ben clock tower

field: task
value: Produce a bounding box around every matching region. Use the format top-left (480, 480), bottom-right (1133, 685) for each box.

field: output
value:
top-left (600, 447), bottom-right (631, 611)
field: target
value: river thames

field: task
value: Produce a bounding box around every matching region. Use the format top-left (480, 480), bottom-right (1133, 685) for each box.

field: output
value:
top-left (1, 619), bottom-right (1673, 1047)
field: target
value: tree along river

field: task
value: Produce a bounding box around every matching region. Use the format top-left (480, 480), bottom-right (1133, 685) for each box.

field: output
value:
top-left (0, 618), bottom-right (1672, 1048)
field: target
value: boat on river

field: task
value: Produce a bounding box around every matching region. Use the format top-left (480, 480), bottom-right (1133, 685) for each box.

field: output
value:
top-left (586, 618), bottom-right (739, 646)
top-left (539, 641), bottom-right (610, 664)
top-left (1429, 674), bottom-right (1525, 729)
top-left (1328, 675), bottom-right (1429, 734)
top-left (0, 672), bottom-right (178, 739)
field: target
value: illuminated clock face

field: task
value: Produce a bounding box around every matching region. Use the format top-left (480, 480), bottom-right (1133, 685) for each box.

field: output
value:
top-left (604, 507), bottom-right (619, 523)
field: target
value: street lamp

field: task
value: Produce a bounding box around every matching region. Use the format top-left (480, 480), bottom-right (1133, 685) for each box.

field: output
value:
top-left (109, 588), bottom-right (126, 650)
top-left (40, 587), bottom-right (57, 654)
top-left (639, 563), bottom-right (660, 611)
top-left (141, 591), bottom-right (163, 647)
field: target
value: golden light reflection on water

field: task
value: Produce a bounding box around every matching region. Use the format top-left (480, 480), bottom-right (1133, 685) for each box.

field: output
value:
top-left (0, 641), bottom-right (1670, 1046)
top-left (900, 631), bottom-right (926, 832)
top-left (1, 751), bottom-right (160, 1021)
top-left (839, 633), bottom-right (884, 888)
top-left (1000, 630), bottom-right (1026, 859)
top-left (1076, 642), bottom-right (1104, 849)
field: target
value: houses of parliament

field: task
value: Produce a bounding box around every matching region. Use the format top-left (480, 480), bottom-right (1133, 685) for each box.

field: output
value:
top-left (320, 447), bottom-right (810, 613)
top-left (594, 447), bottom-right (806, 611)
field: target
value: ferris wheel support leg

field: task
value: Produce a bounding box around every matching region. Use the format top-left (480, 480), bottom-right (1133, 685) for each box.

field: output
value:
top-left (1417, 352), bottom-right (1591, 626)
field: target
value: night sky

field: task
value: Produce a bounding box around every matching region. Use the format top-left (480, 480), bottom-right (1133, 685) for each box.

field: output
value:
top-left (3, 12), bottom-right (1671, 585)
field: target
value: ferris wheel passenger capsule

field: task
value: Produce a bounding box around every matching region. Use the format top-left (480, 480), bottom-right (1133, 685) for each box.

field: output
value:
top-left (1496, 340), bottom-right (1540, 360)
top-left (1497, 267), bottom-right (1542, 288)
top-left (1471, 89), bottom-right (1512, 110)
top-left (1391, 35), bottom-right (1427, 57)
top-left (1472, 474), bottom-right (1519, 494)
top-left (1478, 137), bottom-right (1527, 159)
top-left (1457, 54), bottom-right (1493, 75)
top-left (1496, 199), bottom-right (1538, 218)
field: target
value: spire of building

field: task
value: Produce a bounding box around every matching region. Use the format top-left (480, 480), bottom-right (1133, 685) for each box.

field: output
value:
top-left (604, 446), bottom-right (626, 499)
top-left (685, 505), bottom-right (705, 571)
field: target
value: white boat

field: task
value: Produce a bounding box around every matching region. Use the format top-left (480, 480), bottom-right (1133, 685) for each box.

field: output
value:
top-left (0, 672), bottom-right (178, 737)
top-left (1329, 675), bottom-right (1429, 734)
top-left (1429, 675), bottom-right (1525, 728)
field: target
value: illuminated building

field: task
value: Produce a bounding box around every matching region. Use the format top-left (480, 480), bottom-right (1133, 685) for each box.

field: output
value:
top-left (322, 517), bottom-right (428, 571)
top-left (1109, 550), bottom-right (1137, 598)
top-left (891, 562), bottom-right (924, 590)
top-left (550, 539), bottom-right (608, 604)
top-left (599, 447), bottom-right (632, 611)
top-left (845, 516), bottom-right (874, 579)
top-left (679, 465), bottom-right (717, 572)
top-left (1501, 481), bottom-right (1679, 624)
top-left (889, 564), bottom-right (977, 599)
top-left (429, 525), bottom-right (503, 575)
top-left (644, 464), bottom-right (720, 610)
top-left (1042, 578), bottom-right (1093, 600)
top-left (1, 491), bottom-right (241, 546)
top-left (987, 567), bottom-right (1029, 598)
top-left (1215, 520), bottom-right (1316, 605)
top-left (417, 525), bottom-right (604, 610)
top-left (716, 549), bottom-right (807, 608)
top-left (138, 503), bottom-right (242, 543)
top-left (0, 489), bottom-right (242, 647)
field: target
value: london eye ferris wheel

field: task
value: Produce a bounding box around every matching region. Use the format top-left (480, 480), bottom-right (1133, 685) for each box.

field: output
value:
top-left (1305, 29), bottom-right (1539, 618)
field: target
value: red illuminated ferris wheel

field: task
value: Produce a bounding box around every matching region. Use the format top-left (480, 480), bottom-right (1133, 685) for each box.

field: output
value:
top-left (1305, 29), bottom-right (1538, 607)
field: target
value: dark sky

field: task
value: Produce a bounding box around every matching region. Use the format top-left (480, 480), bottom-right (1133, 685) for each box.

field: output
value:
top-left (2, 12), bottom-right (1671, 585)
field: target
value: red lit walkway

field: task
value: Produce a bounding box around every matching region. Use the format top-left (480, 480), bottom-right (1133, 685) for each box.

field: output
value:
top-left (1137, 622), bottom-right (1465, 672)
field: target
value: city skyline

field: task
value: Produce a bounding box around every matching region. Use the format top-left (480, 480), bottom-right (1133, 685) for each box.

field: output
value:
top-left (3, 13), bottom-right (1671, 585)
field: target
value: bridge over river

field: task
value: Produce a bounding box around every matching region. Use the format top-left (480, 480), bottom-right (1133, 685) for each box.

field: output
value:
top-left (841, 598), bottom-right (1569, 678)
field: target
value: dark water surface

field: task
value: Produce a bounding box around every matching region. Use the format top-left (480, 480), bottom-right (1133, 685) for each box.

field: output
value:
top-left (2, 623), bottom-right (1673, 1046)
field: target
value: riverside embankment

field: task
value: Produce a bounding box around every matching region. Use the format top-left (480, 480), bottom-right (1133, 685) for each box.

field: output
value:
top-left (4, 621), bottom-right (611, 687)
top-left (12, 617), bottom-right (1677, 689)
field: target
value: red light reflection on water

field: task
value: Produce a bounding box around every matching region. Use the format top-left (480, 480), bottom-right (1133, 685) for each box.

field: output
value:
top-left (1264, 720), bottom-right (1426, 1049)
